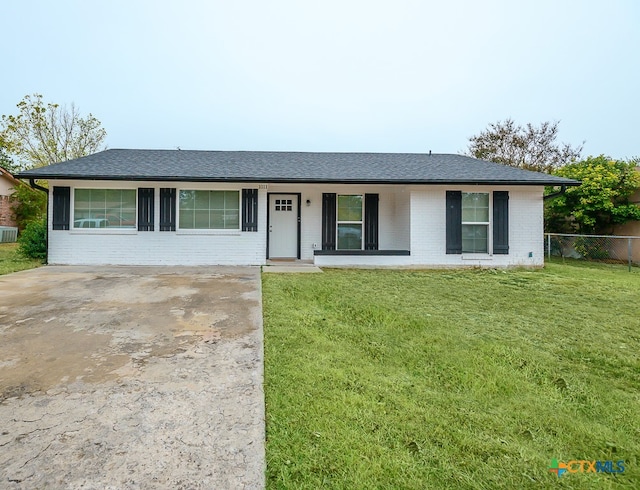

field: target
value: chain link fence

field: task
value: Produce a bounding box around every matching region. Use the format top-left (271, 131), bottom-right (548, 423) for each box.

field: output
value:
top-left (544, 233), bottom-right (640, 271)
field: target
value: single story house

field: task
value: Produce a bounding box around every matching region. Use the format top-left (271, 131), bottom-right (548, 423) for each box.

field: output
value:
top-left (18, 149), bottom-right (579, 267)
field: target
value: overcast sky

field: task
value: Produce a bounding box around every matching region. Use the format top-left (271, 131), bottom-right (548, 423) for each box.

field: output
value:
top-left (3, 0), bottom-right (638, 159)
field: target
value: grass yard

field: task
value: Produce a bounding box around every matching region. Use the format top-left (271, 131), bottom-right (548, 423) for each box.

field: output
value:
top-left (0, 242), bottom-right (43, 275)
top-left (263, 261), bottom-right (639, 489)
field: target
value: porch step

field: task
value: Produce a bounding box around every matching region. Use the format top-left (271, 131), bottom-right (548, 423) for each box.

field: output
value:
top-left (262, 263), bottom-right (323, 273)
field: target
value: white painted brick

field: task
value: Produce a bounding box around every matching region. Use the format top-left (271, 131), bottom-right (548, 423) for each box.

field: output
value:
top-left (408, 186), bottom-right (543, 267)
top-left (48, 181), bottom-right (544, 267)
top-left (48, 181), bottom-right (266, 266)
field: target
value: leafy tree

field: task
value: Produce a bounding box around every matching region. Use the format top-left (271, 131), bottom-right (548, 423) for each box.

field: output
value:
top-left (545, 155), bottom-right (640, 234)
top-left (1, 93), bottom-right (107, 171)
top-left (0, 142), bottom-right (17, 173)
top-left (2, 131), bottom-right (45, 231)
top-left (467, 119), bottom-right (582, 173)
top-left (10, 183), bottom-right (47, 230)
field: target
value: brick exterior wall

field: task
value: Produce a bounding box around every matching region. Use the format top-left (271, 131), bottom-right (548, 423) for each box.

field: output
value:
top-left (46, 180), bottom-right (545, 267)
top-left (0, 195), bottom-right (17, 227)
top-left (47, 180), bottom-right (267, 266)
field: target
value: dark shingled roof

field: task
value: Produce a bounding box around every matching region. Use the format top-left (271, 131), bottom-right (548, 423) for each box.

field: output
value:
top-left (17, 149), bottom-right (580, 186)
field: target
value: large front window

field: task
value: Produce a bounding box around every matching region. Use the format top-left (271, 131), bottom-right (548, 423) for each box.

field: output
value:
top-left (74, 189), bottom-right (136, 229)
top-left (179, 190), bottom-right (240, 229)
top-left (462, 192), bottom-right (489, 253)
top-left (337, 194), bottom-right (363, 249)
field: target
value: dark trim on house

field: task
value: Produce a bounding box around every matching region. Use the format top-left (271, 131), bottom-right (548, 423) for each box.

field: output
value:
top-left (446, 191), bottom-right (462, 254)
top-left (26, 177), bottom-right (49, 265)
top-left (52, 186), bottom-right (71, 231)
top-left (492, 191), bottom-right (509, 254)
top-left (159, 188), bottom-right (176, 231)
top-left (241, 188), bottom-right (259, 232)
top-left (314, 250), bottom-right (410, 256)
top-left (266, 192), bottom-right (302, 260)
top-left (137, 187), bottom-right (155, 231)
top-left (543, 185), bottom-right (568, 200)
top-left (364, 193), bottom-right (379, 250)
top-left (15, 174), bottom-right (581, 186)
top-left (29, 178), bottom-right (49, 194)
top-left (321, 193), bottom-right (337, 250)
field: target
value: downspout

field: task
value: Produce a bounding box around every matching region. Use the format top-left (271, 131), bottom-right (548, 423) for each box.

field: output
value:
top-left (543, 185), bottom-right (570, 248)
top-left (29, 178), bottom-right (49, 195)
top-left (27, 178), bottom-right (49, 264)
top-left (543, 185), bottom-right (567, 201)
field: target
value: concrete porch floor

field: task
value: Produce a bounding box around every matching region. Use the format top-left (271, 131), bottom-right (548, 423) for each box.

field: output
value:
top-left (263, 260), bottom-right (322, 273)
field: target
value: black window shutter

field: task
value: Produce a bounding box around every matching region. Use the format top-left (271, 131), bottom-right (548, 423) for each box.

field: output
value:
top-left (138, 188), bottom-right (154, 231)
top-left (446, 191), bottom-right (462, 254)
top-left (159, 188), bottom-right (176, 231)
top-left (493, 191), bottom-right (509, 254)
top-left (364, 193), bottom-right (379, 250)
top-left (242, 189), bottom-right (258, 231)
top-left (52, 186), bottom-right (70, 230)
top-left (322, 193), bottom-right (336, 250)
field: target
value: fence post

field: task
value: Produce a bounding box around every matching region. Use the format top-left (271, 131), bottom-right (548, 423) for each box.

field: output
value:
top-left (547, 234), bottom-right (551, 260)
top-left (629, 238), bottom-right (632, 272)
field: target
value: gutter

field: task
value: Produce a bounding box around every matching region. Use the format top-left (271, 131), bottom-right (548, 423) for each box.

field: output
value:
top-left (26, 178), bottom-right (49, 265)
top-left (543, 185), bottom-right (569, 201)
top-left (15, 174), bottom-right (580, 187)
top-left (29, 178), bottom-right (49, 194)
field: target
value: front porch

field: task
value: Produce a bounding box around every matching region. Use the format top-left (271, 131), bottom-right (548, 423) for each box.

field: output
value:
top-left (263, 259), bottom-right (323, 273)
top-left (312, 248), bottom-right (411, 267)
top-left (266, 183), bottom-right (412, 264)
top-left (313, 249), bottom-right (410, 256)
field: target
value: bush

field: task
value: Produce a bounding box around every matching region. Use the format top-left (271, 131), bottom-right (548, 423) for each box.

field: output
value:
top-left (574, 236), bottom-right (609, 260)
top-left (17, 218), bottom-right (47, 260)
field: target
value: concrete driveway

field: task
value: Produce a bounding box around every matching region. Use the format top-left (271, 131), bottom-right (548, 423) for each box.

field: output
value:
top-left (0, 266), bottom-right (264, 489)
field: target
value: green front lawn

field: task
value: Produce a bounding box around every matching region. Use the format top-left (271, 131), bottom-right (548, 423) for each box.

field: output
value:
top-left (0, 242), bottom-right (43, 275)
top-left (263, 262), bottom-right (639, 489)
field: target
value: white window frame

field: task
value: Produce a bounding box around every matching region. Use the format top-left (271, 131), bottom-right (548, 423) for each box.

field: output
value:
top-left (71, 187), bottom-right (138, 233)
top-left (336, 194), bottom-right (364, 250)
top-left (461, 192), bottom-right (491, 254)
top-left (176, 189), bottom-right (241, 233)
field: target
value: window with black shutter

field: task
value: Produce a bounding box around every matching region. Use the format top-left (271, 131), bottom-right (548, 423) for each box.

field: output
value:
top-left (52, 186), bottom-right (71, 230)
top-left (364, 193), bottom-right (379, 250)
top-left (446, 191), bottom-right (462, 254)
top-left (321, 193), bottom-right (336, 250)
top-left (138, 188), bottom-right (154, 231)
top-left (159, 188), bottom-right (176, 231)
top-left (242, 189), bottom-right (258, 231)
top-left (446, 190), bottom-right (510, 255)
top-left (493, 191), bottom-right (509, 254)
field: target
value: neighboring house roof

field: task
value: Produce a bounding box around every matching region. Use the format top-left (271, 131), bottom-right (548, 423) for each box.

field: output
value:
top-left (0, 166), bottom-right (22, 188)
top-left (16, 149), bottom-right (580, 186)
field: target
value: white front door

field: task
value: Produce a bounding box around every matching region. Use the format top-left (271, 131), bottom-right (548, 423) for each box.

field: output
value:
top-left (269, 194), bottom-right (298, 258)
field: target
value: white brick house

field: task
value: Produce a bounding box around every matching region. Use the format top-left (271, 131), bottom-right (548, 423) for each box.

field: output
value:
top-left (18, 150), bottom-right (578, 267)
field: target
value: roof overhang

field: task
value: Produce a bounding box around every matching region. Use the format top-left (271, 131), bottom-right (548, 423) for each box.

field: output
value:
top-left (15, 174), bottom-right (581, 187)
